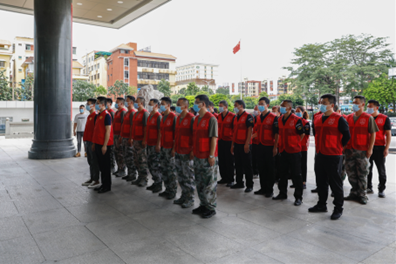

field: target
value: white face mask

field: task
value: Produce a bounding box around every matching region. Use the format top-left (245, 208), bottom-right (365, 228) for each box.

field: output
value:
top-left (147, 105), bottom-right (154, 112)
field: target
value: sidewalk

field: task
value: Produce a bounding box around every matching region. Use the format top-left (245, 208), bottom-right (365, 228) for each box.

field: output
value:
top-left (0, 138), bottom-right (395, 264)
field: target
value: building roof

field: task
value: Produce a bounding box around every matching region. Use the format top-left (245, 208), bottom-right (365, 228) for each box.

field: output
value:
top-left (21, 56), bottom-right (34, 67)
top-left (109, 43), bottom-right (135, 53)
top-left (0, 39), bottom-right (11, 46)
top-left (134, 51), bottom-right (176, 60)
top-left (72, 61), bottom-right (84, 69)
top-left (176, 62), bottom-right (219, 69)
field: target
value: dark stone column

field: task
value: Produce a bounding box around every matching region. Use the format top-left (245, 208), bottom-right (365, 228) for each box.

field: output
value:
top-left (28, 0), bottom-right (76, 159)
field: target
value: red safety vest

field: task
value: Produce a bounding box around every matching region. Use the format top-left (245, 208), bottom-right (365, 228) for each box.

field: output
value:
top-left (120, 109), bottom-right (136, 138)
top-left (218, 111), bottom-right (235, 141)
top-left (108, 108), bottom-right (115, 120)
top-left (92, 110), bottom-right (114, 146)
top-left (233, 111), bottom-right (251, 145)
top-left (175, 112), bottom-right (194, 154)
top-left (83, 112), bottom-right (97, 142)
top-left (314, 113), bottom-right (343, 155)
top-left (160, 112), bottom-right (176, 149)
top-left (257, 112), bottom-right (276, 146)
top-left (131, 109), bottom-right (147, 141)
top-left (278, 113), bottom-right (301, 154)
top-left (113, 108), bottom-right (126, 135)
top-left (213, 112), bottom-right (219, 118)
top-left (346, 113), bottom-right (370, 151)
top-left (193, 112), bottom-right (218, 159)
top-left (146, 112), bottom-right (161, 146)
top-left (374, 113), bottom-right (387, 146)
top-left (301, 118), bottom-right (310, 152)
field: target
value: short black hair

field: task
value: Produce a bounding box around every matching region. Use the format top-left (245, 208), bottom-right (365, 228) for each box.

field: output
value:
top-left (79, 104), bottom-right (85, 108)
top-left (150, 98), bottom-right (160, 107)
top-left (116, 97), bottom-right (125, 104)
top-left (87, 98), bottom-right (96, 104)
top-left (354, 95), bottom-right (366, 104)
top-left (368, 99), bottom-right (380, 107)
top-left (106, 98), bottom-right (113, 105)
top-left (235, 100), bottom-right (246, 109)
top-left (320, 94), bottom-right (336, 105)
top-left (177, 97), bottom-right (189, 106)
top-left (208, 101), bottom-right (214, 107)
top-left (219, 100), bottom-right (228, 107)
top-left (97, 96), bottom-right (107, 105)
top-left (126, 95), bottom-right (135, 102)
top-left (214, 107), bottom-right (219, 113)
top-left (170, 106), bottom-right (176, 111)
top-left (190, 107), bottom-right (197, 115)
top-left (161, 97), bottom-right (172, 106)
top-left (282, 100), bottom-right (293, 107)
top-left (259, 97), bottom-right (270, 105)
top-left (195, 94), bottom-right (210, 108)
top-left (137, 96), bottom-right (145, 105)
top-left (291, 108), bottom-right (295, 114)
top-left (296, 105), bottom-right (305, 112)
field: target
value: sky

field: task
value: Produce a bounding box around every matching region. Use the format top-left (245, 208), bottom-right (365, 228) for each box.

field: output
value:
top-left (1, 0), bottom-right (395, 89)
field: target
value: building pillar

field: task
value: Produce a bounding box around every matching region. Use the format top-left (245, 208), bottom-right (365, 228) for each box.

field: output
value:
top-left (28, 0), bottom-right (76, 159)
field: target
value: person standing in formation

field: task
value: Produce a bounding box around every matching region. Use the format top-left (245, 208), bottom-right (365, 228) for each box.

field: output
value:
top-left (295, 105), bottom-right (310, 189)
top-left (73, 105), bottom-right (88, 157)
top-left (251, 105), bottom-right (260, 178)
top-left (106, 98), bottom-right (116, 173)
top-left (113, 97), bottom-right (127, 177)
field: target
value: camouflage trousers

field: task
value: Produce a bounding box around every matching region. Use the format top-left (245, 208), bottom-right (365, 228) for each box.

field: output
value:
top-left (193, 157), bottom-right (218, 211)
top-left (122, 138), bottom-right (137, 177)
top-left (147, 145), bottom-right (163, 184)
top-left (160, 148), bottom-right (177, 195)
top-left (341, 154), bottom-right (347, 181)
top-left (345, 148), bottom-right (369, 201)
top-left (110, 145), bottom-right (116, 171)
top-left (175, 153), bottom-right (195, 201)
top-left (132, 140), bottom-right (148, 181)
top-left (113, 135), bottom-right (125, 171)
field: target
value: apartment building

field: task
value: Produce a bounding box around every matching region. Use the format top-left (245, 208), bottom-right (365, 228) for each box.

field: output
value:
top-left (174, 63), bottom-right (218, 94)
top-left (0, 39), bottom-right (12, 82)
top-left (238, 80), bottom-right (262, 97)
top-left (82, 50), bottom-right (109, 88)
top-left (11, 36), bottom-right (34, 88)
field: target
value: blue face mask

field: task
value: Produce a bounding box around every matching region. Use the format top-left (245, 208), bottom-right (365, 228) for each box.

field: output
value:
top-left (80, 109), bottom-right (84, 113)
top-left (280, 106), bottom-right (287, 114)
top-left (295, 112), bottom-right (302, 118)
top-left (352, 104), bottom-right (360, 112)
top-left (234, 107), bottom-right (240, 113)
top-left (158, 108), bottom-right (162, 113)
top-left (114, 103), bottom-right (119, 109)
top-left (125, 102), bottom-right (129, 107)
top-left (175, 106), bottom-right (182, 114)
top-left (86, 104), bottom-right (91, 111)
top-left (219, 107), bottom-right (224, 113)
top-left (366, 107), bottom-right (374, 114)
top-left (160, 105), bottom-right (167, 112)
top-left (319, 104), bottom-right (328, 113)
top-left (258, 105), bottom-right (265, 112)
top-left (95, 104), bottom-right (100, 111)
top-left (134, 103), bottom-right (139, 109)
top-left (193, 104), bottom-right (200, 112)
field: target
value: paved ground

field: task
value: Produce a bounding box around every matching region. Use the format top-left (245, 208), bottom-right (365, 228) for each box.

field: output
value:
top-left (0, 137), bottom-right (395, 264)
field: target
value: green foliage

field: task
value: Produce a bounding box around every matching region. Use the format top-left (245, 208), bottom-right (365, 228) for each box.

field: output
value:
top-left (0, 69), bottom-right (12, 100)
top-left (277, 94), bottom-right (305, 108)
top-left (259, 91), bottom-right (269, 98)
top-left (185, 82), bottom-right (200, 96)
top-left (201, 85), bottom-right (214, 95)
top-left (216, 87), bottom-right (229, 95)
top-left (185, 95), bottom-right (196, 108)
top-left (195, 91), bottom-right (211, 97)
top-left (19, 74), bottom-right (34, 101)
top-left (95, 85), bottom-right (107, 97)
top-left (108, 80), bottom-right (130, 97)
top-left (209, 94), bottom-right (232, 108)
top-left (364, 73), bottom-right (396, 112)
top-left (158, 79), bottom-right (171, 97)
top-left (269, 99), bottom-right (281, 108)
top-left (244, 97), bottom-right (259, 109)
top-left (72, 80), bottom-right (96, 101)
top-left (128, 86), bottom-right (137, 96)
top-left (171, 94), bottom-right (182, 105)
top-left (178, 88), bottom-right (186, 95)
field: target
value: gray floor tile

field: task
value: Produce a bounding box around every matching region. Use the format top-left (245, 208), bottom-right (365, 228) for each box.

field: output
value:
top-left (208, 248), bottom-right (283, 264)
top-left (216, 198), bottom-right (263, 214)
top-left (52, 248), bottom-right (125, 264)
top-left (0, 201), bottom-right (19, 218)
top-left (67, 203), bottom-right (124, 223)
top-left (362, 246), bottom-right (396, 264)
top-left (6, 185), bottom-right (50, 200)
top-left (13, 194), bottom-right (63, 214)
top-left (0, 235), bottom-right (45, 264)
top-left (33, 225), bottom-right (106, 261)
top-left (0, 189), bottom-right (11, 201)
top-left (106, 196), bottom-right (159, 215)
top-left (0, 216), bottom-right (30, 241)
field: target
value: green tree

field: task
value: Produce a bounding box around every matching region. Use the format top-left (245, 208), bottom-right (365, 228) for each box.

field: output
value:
top-left (158, 79), bottom-right (171, 97)
top-left (216, 87), bottom-right (229, 95)
top-left (259, 91), bottom-right (269, 98)
top-left (128, 86), bottom-right (137, 96)
top-left (269, 99), bottom-right (281, 107)
top-left (0, 69), bottom-right (12, 101)
top-left (178, 88), bottom-right (186, 95)
top-left (201, 85), bottom-right (214, 95)
top-left (209, 94), bottom-right (233, 108)
top-left (72, 80), bottom-right (96, 101)
top-left (95, 85), bottom-right (107, 97)
top-left (244, 97), bottom-right (259, 109)
top-left (185, 95), bottom-right (196, 108)
top-left (185, 82), bottom-right (200, 96)
top-left (171, 94), bottom-right (182, 105)
top-left (108, 80), bottom-right (130, 97)
top-left (277, 94), bottom-right (305, 108)
top-left (364, 73), bottom-right (396, 112)
top-left (19, 73), bottom-right (34, 101)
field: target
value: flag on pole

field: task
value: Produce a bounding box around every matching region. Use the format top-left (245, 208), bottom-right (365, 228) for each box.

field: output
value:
top-left (233, 41), bottom-right (240, 54)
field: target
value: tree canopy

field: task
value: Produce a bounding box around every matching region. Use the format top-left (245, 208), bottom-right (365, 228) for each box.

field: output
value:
top-left (108, 80), bottom-right (136, 97)
top-left (158, 79), bottom-right (171, 97)
top-left (363, 73), bottom-right (396, 112)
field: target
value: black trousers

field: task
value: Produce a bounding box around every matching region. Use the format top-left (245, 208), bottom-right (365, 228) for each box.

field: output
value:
top-left (252, 144), bottom-right (260, 175)
top-left (274, 153), bottom-right (281, 182)
top-left (278, 151), bottom-right (303, 199)
top-left (95, 144), bottom-right (112, 189)
top-left (314, 153), bottom-right (343, 209)
top-left (301, 151), bottom-right (307, 183)
top-left (77, 132), bottom-right (85, 152)
top-left (368, 146), bottom-right (387, 192)
top-left (234, 143), bottom-right (253, 188)
top-left (218, 140), bottom-right (235, 183)
top-left (257, 144), bottom-right (275, 194)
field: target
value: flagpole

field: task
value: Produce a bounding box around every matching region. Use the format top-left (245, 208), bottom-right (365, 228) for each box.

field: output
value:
top-left (240, 39), bottom-right (242, 100)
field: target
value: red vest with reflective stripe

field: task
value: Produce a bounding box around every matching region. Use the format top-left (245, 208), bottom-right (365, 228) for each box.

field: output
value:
top-left (131, 109), bottom-right (147, 141)
top-left (113, 108), bottom-right (126, 135)
top-left (301, 118), bottom-right (310, 152)
top-left (218, 111), bottom-right (235, 141)
top-left (92, 110), bottom-right (114, 146)
top-left (83, 112), bottom-right (97, 142)
top-left (314, 113), bottom-right (343, 155)
top-left (374, 113), bottom-right (387, 146)
top-left (233, 111), bottom-right (251, 145)
top-left (252, 117), bottom-right (259, 145)
top-left (193, 112), bottom-right (218, 159)
top-left (175, 112), bottom-right (194, 154)
top-left (346, 113), bottom-right (370, 151)
top-left (257, 112), bottom-right (276, 146)
top-left (146, 112), bottom-right (161, 146)
top-left (278, 113), bottom-right (301, 154)
top-left (160, 112), bottom-right (176, 149)
top-left (120, 109), bottom-right (135, 138)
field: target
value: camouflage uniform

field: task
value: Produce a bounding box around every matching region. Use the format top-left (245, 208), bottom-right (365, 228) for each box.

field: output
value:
top-left (345, 148), bottom-right (369, 202)
top-left (133, 140), bottom-right (148, 183)
top-left (193, 157), bottom-right (218, 211)
top-left (122, 138), bottom-right (137, 178)
top-left (160, 148), bottom-right (177, 195)
top-left (147, 145), bottom-right (162, 184)
top-left (341, 154), bottom-right (347, 181)
top-left (114, 135), bottom-right (125, 171)
top-left (175, 153), bottom-right (195, 202)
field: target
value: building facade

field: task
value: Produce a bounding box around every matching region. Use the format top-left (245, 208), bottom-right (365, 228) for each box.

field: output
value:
top-left (0, 39), bottom-right (13, 82)
top-left (174, 63), bottom-right (218, 94)
top-left (11, 36), bottom-right (34, 88)
top-left (82, 50), bottom-right (109, 88)
top-left (237, 79), bottom-right (263, 97)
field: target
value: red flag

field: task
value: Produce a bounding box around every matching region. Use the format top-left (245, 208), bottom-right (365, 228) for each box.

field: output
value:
top-left (233, 41), bottom-right (240, 54)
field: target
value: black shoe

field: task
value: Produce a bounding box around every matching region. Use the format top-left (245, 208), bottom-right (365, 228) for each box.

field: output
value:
top-left (294, 199), bottom-right (302, 206)
top-left (244, 187), bottom-right (253, 193)
top-left (331, 208), bottom-right (343, 220)
top-left (230, 183), bottom-right (244, 189)
top-left (202, 209), bottom-right (216, 219)
top-left (226, 182), bottom-right (235, 187)
top-left (146, 183), bottom-right (156, 190)
top-left (98, 188), bottom-right (111, 193)
top-left (173, 197), bottom-right (185, 205)
top-left (264, 192), bottom-right (273, 198)
top-left (378, 191), bottom-right (385, 198)
top-left (344, 195), bottom-right (358, 201)
top-left (125, 176), bottom-right (137, 182)
top-left (166, 192), bottom-right (176, 200)
top-left (311, 188), bottom-right (318, 193)
top-left (217, 179), bottom-right (228, 184)
top-left (272, 194), bottom-right (287, 200)
top-left (366, 188), bottom-right (374, 194)
top-left (131, 179), bottom-right (141, 185)
top-left (94, 186), bottom-right (102, 191)
top-left (112, 170), bottom-right (119, 175)
top-left (152, 184), bottom-right (163, 193)
top-left (290, 185), bottom-right (295, 188)
top-left (192, 205), bottom-right (206, 215)
top-left (308, 204), bottom-right (328, 213)
top-left (159, 191), bottom-right (169, 197)
top-left (122, 175), bottom-right (129, 180)
top-left (254, 189), bottom-right (265, 195)
top-left (358, 197), bottom-right (368, 205)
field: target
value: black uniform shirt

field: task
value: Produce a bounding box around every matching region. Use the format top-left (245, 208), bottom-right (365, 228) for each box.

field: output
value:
top-left (374, 116), bottom-right (391, 131)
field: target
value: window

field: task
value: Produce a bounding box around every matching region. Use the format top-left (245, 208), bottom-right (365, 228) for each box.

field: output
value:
top-left (18, 43), bottom-right (22, 46)
top-left (97, 64), bottom-right (100, 69)
top-left (73, 47), bottom-right (76, 55)
top-left (18, 56), bottom-right (22, 60)
top-left (19, 69), bottom-right (22, 72)
top-left (124, 58), bottom-right (129, 66)
top-left (124, 71), bottom-right (129, 79)
top-left (0, 61), bottom-right (5, 67)
top-left (97, 73), bottom-right (100, 79)
top-left (26, 44), bottom-right (32, 51)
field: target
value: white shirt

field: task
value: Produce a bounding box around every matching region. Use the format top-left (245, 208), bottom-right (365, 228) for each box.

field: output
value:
top-left (74, 113), bottom-right (88, 132)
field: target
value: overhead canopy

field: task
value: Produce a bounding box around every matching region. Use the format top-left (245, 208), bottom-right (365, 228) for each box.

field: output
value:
top-left (0, 0), bottom-right (171, 29)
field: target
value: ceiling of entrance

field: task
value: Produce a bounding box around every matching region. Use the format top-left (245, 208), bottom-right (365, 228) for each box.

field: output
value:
top-left (0, 0), bottom-right (170, 29)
